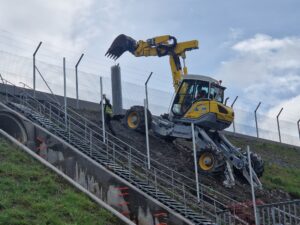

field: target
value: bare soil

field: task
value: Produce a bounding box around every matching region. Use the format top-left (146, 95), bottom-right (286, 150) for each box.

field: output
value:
top-left (78, 109), bottom-right (299, 206)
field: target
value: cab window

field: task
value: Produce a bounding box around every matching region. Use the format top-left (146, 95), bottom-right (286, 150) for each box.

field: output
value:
top-left (172, 80), bottom-right (209, 116)
top-left (194, 81), bottom-right (209, 100)
top-left (210, 84), bottom-right (224, 103)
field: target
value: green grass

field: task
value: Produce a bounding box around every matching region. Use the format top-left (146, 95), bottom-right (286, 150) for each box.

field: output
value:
top-left (228, 135), bottom-right (300, 198)
top-left (261, 163), bottom-right (300, 198)
top-left (0, 138), bottom-right (121, 225)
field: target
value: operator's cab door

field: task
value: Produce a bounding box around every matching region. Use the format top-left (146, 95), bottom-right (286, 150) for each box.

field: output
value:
top-left (171, 79), bottom-right (210, 117)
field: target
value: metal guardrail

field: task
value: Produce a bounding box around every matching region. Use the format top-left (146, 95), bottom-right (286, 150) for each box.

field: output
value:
top-left (257, 200), bottom-right (300, 225)
top-left (0, 76), bottom-right (248, 224)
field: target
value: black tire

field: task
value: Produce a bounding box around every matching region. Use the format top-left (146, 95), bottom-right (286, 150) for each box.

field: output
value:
top-left (237, 152), bottom-right (264, 178)
top-left (125, 106), bottom-right (152, 133)
top-left (250, 152), bottom-right (264, 178)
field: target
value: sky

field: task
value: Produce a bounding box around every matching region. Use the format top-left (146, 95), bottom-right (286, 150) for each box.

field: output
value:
top-left (0, 0), bottom-right (299, 136)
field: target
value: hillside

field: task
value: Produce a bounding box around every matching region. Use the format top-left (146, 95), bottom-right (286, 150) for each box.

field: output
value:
top-left (228, 133), bottom-right (300, 198)
top-left (0, 138), bottom-right (122, 225)
top-left (110, 119), bottom-right (300, 203)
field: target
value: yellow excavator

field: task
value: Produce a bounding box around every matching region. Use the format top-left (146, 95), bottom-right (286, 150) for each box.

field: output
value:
top-left (106, 34), bottom-right (264, 187)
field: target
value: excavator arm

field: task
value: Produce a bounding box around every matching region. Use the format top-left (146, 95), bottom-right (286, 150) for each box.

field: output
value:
top-left (105, 34), bottom-right (199, 91)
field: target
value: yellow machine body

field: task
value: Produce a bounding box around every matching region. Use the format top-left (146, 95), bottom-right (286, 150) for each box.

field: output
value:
top-left (106, 34), bottom-right (235, 130)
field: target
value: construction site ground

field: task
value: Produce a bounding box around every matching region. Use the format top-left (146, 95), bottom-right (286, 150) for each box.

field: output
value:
top-left (79, 109), bottom-right (300, 205)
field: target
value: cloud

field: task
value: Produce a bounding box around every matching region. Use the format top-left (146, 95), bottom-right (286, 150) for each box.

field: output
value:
top-left (266, 95), bottom-right (300, 121)
top-left (217, 33), bottom-right (300, 144)
top-left (217, 34), bottom-right (300, 110)
top-left (0, 0), bottom-right (97, 58)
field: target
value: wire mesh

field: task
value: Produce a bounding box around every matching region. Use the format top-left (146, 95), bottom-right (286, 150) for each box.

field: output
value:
top-left (0, 50), bottom-right (299, 148)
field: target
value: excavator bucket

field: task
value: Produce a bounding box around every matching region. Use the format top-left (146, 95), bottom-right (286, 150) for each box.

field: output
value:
top-left (105, 34), bottom-right (137, 60)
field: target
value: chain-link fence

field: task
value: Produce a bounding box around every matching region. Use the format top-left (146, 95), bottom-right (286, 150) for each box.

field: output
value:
top-left (0, 49), bottom-right (299, 147)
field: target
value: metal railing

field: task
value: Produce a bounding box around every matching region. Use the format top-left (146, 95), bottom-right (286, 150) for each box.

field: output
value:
top-left (0, 76), bottom-right (248, 224)
top-left (257, 200), bottom-right (300, 225)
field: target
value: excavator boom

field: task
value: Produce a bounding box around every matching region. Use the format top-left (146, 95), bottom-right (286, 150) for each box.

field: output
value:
top-left (106, 34), bottom-right (199, 90)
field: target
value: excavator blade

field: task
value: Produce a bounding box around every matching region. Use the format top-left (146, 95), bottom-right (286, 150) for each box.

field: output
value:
top-left (105, 34), bottom-right (137, 60)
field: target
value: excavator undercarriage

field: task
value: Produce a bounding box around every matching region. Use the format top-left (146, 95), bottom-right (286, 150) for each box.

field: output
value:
top-left (125, 105), bottom-right (264, 188)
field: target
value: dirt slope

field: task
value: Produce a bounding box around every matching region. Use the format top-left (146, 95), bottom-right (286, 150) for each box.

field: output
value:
top-left (79, 109), bottom-right (299, 205)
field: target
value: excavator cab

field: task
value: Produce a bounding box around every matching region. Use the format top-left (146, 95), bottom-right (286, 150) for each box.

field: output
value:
top-left (171, 75), bottom-right (234, 130)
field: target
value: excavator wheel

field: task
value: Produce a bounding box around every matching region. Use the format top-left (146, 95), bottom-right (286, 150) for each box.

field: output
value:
top-left (125, 106), bottom-right (152, 133)
top-left (234, 152), bottom-right (264, 182)
top-left (248, 152), bottom-right (264, 178)
top-left (198, 150), bottom-right (224, 174)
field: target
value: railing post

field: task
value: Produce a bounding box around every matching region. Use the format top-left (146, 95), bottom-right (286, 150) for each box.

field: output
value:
top-left (89, 130), bottom-right (93, 157)
top-left (271, 207), bottom-right (276, 224)
top-left (106, 134), bottom-right (109, 158)
top-left (183, 184), bottom-right (187, 216)
top-left (276, 108), bottom-right (283, 143)
top-left (5, 80), bottom-right (8, 101)
top-left (171, 170), bottom-right (175, 198)
top-left (112, 143), bottom-right (115, 165)
top-left (191, 123), bottom-right (200, 203)
top-left (145, 72), bottom-right (153, 109)
top-left (100, 77), bottom-right (105, 142)
top-left (63, 57), bottom-right (67, 128)
top-left (128, 147), bottom-right (132, 180)
top-left (154, 169), bottom-right (157, 198)
top-left (33, 41), bottom-right (42, 98)
top-left (248, 146), bottom-right (258, 225)
top-left (231, 96), bottom-right (238, 133)
top-left (75, 53), bottom-right (84, 109)
top-left (49, 104), bottom-right (52, 121)
top-left (144, 99), bottom-right (151, 169)
top-left (68, 118), bottom-right (71, 142)
top-left (254, 102), bottom-right (261, 138)
top-left (84, 120), bottom-right (87, 140)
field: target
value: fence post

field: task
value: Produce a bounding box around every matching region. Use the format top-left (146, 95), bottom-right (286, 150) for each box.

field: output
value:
top-left (144, 99), bottom-right (151, 169)
top-left (75, 53), bottom-right (84, 109)
top-left (254, 102), bottom-right (261, 138)
top-left (231, 96), bottom-right (238, 133)
top-left (33, 42), bottom-right (42, 98)
top-left (276, 108), bottom-right (283, 143)
top-left (191, 123), bottom-right (200, 203)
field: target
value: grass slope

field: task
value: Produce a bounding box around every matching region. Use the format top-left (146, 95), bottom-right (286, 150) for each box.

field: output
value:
top-left (228, 134), bottom-right (300, 198)
top-left (0, 138), bottom-right (121, 225)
